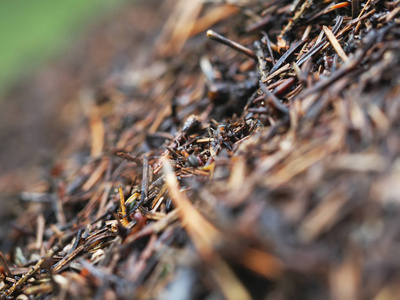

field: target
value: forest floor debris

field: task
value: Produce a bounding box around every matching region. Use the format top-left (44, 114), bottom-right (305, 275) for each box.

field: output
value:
top-left (1, 0), bottom-right (400, 299)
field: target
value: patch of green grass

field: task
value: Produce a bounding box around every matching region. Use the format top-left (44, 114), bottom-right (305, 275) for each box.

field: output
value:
top-left (0, 0), bottom-right (123, 95)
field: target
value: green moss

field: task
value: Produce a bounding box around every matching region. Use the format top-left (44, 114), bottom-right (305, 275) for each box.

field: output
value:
top-left (0, 0), bottom-right (123, 94)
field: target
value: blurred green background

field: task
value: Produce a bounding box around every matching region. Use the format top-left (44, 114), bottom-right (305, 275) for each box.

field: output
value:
top-left (0, 0), bottom-right (124, 95)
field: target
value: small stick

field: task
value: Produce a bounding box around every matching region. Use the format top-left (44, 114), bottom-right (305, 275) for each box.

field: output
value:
top-left (118, 187), bottom-right (129, 227)
top-left (51, 230), bottom-right (83, 273)
top-left (269, 39), bottom-right (306, 74)
top-left (116, 152), bottom-right (143, 166)
top-left (273, 77), bottom-right (296, 97)
top-left (0, 251), bottom-right (12, 277)
top-left (261, 31), bottom-right (275, 65)
top-left (141, 155), bottom-right (149, 205)
top-left (260, 84), bottom-right (289, 115)
top-left (35, 214), bottom-right (45, 251)
top-left (263, 63), bottom-right (291, 83)
top-left (296, 16), bottom-right (343, 67)
top-left (207, 30), bottom-right (256, 60)
top-left (323, 25), bottom-right (348, 62)
top-left (52, 244), bottom-right (85, 274)
top-left (151, 184), bottom-right (168, 210)
top-left (130, 155), bottom-right (149, 213)
top-left (329, 2), bottom-right (350, 12)
top-left (5, 232), bottom-right (76, 297)
top-left (53, 179), bottom-right (66, 225)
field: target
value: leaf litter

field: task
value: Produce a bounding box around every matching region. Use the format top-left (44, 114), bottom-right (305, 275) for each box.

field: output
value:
top-left (1, 0), bottom-right (400, 299)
